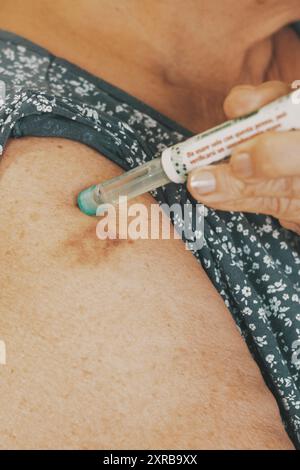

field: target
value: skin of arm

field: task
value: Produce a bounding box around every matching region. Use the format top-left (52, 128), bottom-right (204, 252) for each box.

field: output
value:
top-left (0, 137), bottom-right (293, 449)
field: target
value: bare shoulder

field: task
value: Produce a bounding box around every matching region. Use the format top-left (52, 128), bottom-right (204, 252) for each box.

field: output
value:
top-left (0, 137), bottom-right (293, 449)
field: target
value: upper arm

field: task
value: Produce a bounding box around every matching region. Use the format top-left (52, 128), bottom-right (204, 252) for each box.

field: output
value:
top-left (0, 136), bottom-right (293, 449)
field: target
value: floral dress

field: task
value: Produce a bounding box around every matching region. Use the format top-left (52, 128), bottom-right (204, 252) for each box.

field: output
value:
top-left (0, 28), bottom-right (300, 448)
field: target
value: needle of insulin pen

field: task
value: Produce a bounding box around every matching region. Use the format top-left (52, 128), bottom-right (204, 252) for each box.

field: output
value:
top-left (77, 156), bottom-right (170, 216)
top-left (77, 90), bottom-right (299, 216)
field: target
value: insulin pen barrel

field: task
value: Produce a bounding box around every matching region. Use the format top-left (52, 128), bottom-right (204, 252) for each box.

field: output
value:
top-left (161, 90), bottom-right (300, 184)
top-left (78, 157), bottom-right (170, 216)
top-left (78, 90), bottom-right (300, 216)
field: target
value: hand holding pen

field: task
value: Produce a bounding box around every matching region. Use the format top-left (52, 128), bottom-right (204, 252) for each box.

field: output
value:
top-left (187, 81), bottom-right (300, 235)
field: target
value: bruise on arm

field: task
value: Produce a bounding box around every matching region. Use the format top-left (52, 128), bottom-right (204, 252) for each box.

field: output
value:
top-left (57, 224), bottom-right (135, 268)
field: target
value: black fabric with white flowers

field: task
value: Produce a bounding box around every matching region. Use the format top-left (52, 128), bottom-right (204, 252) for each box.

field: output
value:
top-left (0, 29), bottom-right (300, 448)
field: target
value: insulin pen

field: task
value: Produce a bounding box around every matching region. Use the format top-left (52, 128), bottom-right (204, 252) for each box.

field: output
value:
top-left (77, 89), bottom-right (300, 216)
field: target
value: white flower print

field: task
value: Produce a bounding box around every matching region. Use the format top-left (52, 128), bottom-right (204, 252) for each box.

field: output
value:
top-left (263, 255), bottom-right (273, 268)
top-left (258, 308), bottom-right (268, 323)
top-left (255, 335), bottom-right (268, 347)
top-left (285, 265), bottom-right (293, 275)
top-left (243, 307), bottom-right (252, 316)
top-left (270, 296), bottom-right (281, 314)
top-left (242, 286), bottom-right (251, 297)
top-left (243, 245), bottom-right (251, 255)
top-left (266, 354), bottom-right (275, 363)
top-left (262, 223), bottom-right (272, 233)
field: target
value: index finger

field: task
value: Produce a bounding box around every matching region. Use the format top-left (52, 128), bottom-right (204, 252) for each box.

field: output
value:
top-left (224, 81), bottom-right (290, 119)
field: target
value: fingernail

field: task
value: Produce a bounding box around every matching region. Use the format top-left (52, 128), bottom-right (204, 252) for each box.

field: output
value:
top-left (232, 152), bottom-right (253, 178)
top-left (190, 171), bottom-right (216, 194)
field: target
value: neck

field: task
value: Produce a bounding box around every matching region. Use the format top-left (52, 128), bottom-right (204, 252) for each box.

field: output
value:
top-left (2, 0), bottom-right (299, 132)
top-left (46, 0), bottom-right (300, 89)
